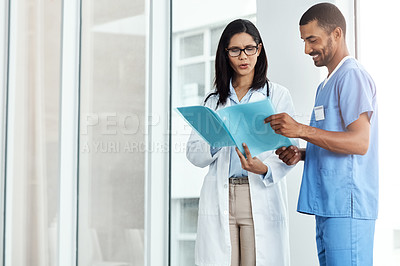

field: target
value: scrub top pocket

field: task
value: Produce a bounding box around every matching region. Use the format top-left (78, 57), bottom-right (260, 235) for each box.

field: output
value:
top-left (315, 106), bottom-right (345, 132)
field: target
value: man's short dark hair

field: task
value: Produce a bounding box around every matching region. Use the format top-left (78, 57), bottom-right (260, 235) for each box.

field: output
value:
top-left (299, 2), bottom-right (346, 37)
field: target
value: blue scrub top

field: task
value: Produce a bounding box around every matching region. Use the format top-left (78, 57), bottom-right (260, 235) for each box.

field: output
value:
top-left (297, 57), bottom-right (379, 219)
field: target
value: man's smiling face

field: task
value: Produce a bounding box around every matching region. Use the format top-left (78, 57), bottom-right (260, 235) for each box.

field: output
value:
top-left (300, 20), bottom-right (336, 68)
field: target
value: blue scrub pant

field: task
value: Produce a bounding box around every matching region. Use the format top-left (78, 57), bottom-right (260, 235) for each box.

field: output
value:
top-left (315, 216), bottom-right (375, 266)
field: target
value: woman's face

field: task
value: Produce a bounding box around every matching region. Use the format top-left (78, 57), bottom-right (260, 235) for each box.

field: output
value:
top-left (227, 32), bottom-right (261, 78)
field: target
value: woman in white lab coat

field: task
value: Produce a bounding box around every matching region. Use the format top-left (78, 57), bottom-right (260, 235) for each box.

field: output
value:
top-left (186, 19), bottom-right (297, 266)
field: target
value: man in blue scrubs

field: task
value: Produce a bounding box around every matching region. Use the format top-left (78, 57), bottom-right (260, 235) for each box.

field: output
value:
top-left (264, 3), bottom-right (378, 266)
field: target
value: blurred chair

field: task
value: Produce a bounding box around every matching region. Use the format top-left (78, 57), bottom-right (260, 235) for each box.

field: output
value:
top-left (125, 228), bottom-right (144, 266)
top-left (91, 228), bottom-right (129, 266)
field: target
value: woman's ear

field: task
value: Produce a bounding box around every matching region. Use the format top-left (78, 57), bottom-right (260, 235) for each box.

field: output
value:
top-left (257, 43), bottom-right (262, 56)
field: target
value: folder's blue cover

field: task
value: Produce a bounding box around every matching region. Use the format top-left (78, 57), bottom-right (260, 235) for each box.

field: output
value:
top-left (176, 98), bottom-right (293, 156)
top-left (176, 105), bottom-right (236, 147)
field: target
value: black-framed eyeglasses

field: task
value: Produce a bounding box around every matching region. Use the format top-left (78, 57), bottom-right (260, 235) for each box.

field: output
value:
top-left (225, 46), bottom-right (258, 57)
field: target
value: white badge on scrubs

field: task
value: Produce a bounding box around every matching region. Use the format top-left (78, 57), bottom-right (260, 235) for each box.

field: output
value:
top-left (314, 105), bottom-right (325, 121)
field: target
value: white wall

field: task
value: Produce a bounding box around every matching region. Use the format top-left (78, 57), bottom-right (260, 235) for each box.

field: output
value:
top-left (257, 1), bottom-right (355, 265)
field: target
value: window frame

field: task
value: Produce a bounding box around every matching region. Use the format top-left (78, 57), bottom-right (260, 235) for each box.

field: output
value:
top-left (0, 0), bottom-right (9, 263)
top-left (57, 0), bottom-right (81, 265)
top-left (146, 0), bottom-right (171, 265)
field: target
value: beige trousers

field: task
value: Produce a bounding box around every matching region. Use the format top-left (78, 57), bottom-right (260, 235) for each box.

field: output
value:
top-left (229, 183), bottom-right (256, 266)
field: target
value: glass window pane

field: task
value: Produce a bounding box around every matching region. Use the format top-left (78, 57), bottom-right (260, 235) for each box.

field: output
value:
top-left (6, 0), bottom-right (61, 265)
top-left (210, 26), bottom-right (224, 55)
top-left (180, 34), bottom-right (204, 59)
top-left (78, 1), bottom-right (146, 265)
top-left (178, 63), bottom-right (205, 106)
top-left (210, 59), bottom-right (215, 91)
top-left (179, 241), bottom-right (196, 265)
top-left (180, 199), bottom-right (199, 234)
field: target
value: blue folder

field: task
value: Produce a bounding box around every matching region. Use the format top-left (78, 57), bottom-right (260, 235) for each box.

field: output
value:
top-left (176, 98), bottom-right (294, 156)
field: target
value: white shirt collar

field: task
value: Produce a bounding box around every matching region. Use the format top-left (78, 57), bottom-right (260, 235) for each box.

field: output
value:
top-left (322, 55), bottom-right (352, 88)
top-left (229, 79), bottom-right (268, 102)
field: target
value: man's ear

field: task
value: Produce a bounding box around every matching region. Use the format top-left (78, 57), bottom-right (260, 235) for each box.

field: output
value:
top-left (333, 26), bottom-right (343, 40)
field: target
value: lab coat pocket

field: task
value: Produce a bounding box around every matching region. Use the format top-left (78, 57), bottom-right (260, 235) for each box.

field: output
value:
top-left (266, 185), bottom-right (286, 221)
top-left (253, 183), bottom-right (286, 221)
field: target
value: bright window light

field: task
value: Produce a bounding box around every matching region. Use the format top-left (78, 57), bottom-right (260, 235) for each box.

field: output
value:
top-left (358, 1), bottom-right (400, 265)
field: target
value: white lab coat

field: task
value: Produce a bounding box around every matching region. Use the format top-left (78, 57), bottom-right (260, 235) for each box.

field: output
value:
top-left (186, 81), bottom-right (297, 266)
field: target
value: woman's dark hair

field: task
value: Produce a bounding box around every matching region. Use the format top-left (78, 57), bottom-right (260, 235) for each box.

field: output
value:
top-left (212, 19), bottom-right (269, 106)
